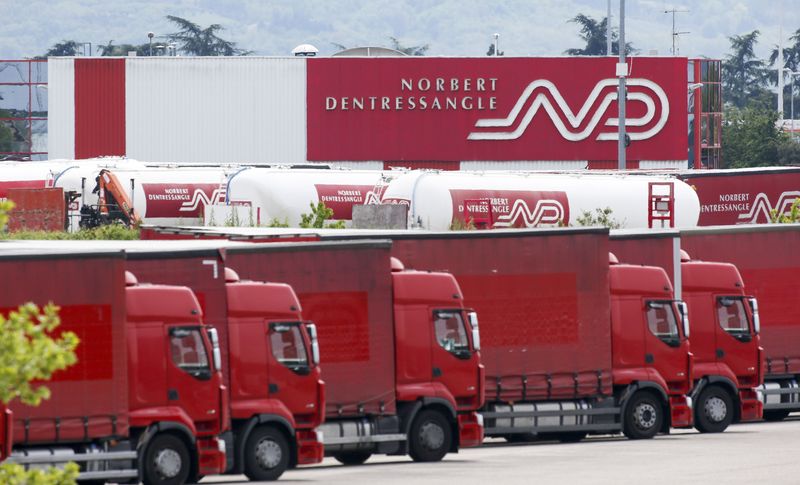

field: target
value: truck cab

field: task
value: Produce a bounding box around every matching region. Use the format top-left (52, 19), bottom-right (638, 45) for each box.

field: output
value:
top-left (609, 253), bottom-right (693, 438)
top-left (125, 271), bottom-right (227, 485)
top-left (681, 253), bottom-right (763, 432)
top-left (223, 268), bottom-right (324, 481)
top-left (390, 258), bottom-right (484, 458)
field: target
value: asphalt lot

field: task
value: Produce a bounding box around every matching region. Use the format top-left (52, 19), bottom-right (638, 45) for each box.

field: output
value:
top-left (201, 416), bottom-right (800, 484)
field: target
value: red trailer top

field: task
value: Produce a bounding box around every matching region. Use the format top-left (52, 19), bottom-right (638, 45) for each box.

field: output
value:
top-left (679, 224), bottom-right (800, 374)
top-left (0, 249), bottom-right (129, 445)
top-left (322, 228), bottom-right (614, 401)
top-left (224, 240), bottom-right (397, 418)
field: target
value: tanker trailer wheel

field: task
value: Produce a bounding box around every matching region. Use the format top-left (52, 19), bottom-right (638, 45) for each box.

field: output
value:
top-left (623, 391), bottom-right (664, 440)
top-left (244, 426), bottom-right (290, 481)
top-left (695, 385), bottom-right (734, 433)
top-left (333, 451), bottom-right (372, 465)
top-left (142, 433), bottom-right (191, 485)
top-left (409, 409), bottom-right (452, 462)
top-left (763, 410), bottom-right (790, 422)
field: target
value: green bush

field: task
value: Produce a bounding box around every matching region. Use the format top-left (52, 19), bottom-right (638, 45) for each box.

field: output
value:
top-left (1, 225), bottom-right (140, 240)
top-left (0, 462), bottom-right (80, 485)
top-left (575, 207), bottom-right (623, 229)
top-left (299, 202), bottom-right (346, 229)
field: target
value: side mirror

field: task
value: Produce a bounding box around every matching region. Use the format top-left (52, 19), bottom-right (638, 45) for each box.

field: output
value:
top-left (677, 301), bottom-right (690, 339)
top-left (467, 311), bottom-right (480, 351)
top-left (208, 327), bottom-right (222, 372)
top-left (306, 323), bottom-right (321, 366)
top-left (748, 298), bottom-right (760, 335)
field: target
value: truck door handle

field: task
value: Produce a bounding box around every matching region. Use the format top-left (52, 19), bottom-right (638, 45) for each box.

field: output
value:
top-left (716, 349), bottom-right (725, 359)
top-left (645, 353), bottom-right (654, 364)
top-left (269, 383), bottom-right (279, 394)
top-left (432, 367), bottom-right (442, 378)
top-left (168, 389), bottom-right (179, 401)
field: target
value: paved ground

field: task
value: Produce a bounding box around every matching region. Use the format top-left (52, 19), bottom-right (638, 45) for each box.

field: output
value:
top-left (202, 417), bottom-right (800, 484)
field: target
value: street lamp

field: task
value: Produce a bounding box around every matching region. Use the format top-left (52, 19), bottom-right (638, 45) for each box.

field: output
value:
top-left (784, 68), bottom-right (800, 139)
top-left (147, 32), bottom-right (155, 56)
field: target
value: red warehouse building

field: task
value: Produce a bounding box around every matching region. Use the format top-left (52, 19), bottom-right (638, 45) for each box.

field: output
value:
top-left (44, 55), bottom-right (720, 170)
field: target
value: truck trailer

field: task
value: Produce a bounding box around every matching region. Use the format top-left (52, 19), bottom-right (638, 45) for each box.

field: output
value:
top-left (0, 249), bottom-right (227, 484)
top-left (223, 240), bottom-right (484, 464)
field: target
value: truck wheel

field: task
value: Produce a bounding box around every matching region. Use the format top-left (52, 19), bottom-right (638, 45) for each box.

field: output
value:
top-left (763, 410), bottom-right (790, 422)
top-left (333, 451), bottom-right (372, 465)
top-left (623, 391), bottom-right (663, 440)
top-left (538, 432), bottom-right (588, 443)
top-left (142, 434), bottom-right (191, 485)
top-left (695, 386), bottom-right (734, 433)
top-left (244, 426), bottom-right (290, 481)
top-left (409, 409), bottom-right (452, 462)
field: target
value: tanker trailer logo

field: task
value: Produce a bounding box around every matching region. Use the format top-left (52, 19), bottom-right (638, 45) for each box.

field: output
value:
top-left (467, 78), bottom-right (668, 142)
top-left (143, 183), bottom-right (226, 218)
top-left (314, 184), bottom-right (384, 219)
top-left (450, 189), bottom-right (569, 228)
top-left (737, 191), bottom-right (800, 223)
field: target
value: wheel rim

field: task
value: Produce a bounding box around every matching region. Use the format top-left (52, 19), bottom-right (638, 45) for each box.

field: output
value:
top-left (153, 448), bottom-right (182, 479)
top-left (418, 421), bottom-right (445, 451)
top-left (255, 438), bottom-right (282, 470)
top-left (634, 402), bottom-right (657, 430)
top-left (705, 396), bottom-right (728, 423)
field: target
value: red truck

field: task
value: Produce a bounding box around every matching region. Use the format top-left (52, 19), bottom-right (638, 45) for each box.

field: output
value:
top-left (223, 240), bottom-right (484, 464)
top-left (609, 229), bottom-right (764, 431)
top-left (678, 225), bottom-right (796, 422)
top-left (0, 249), bottom-right (226, 485)
top-left (120, 243), bottom-right (325, 481)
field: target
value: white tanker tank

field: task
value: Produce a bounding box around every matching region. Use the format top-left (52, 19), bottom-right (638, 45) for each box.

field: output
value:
top-left (380, 170), bottom-right (700, 230)
top-left (222, 167), bottom-right (393, 226)
top-left (54, 164), bottom-right (231, 228)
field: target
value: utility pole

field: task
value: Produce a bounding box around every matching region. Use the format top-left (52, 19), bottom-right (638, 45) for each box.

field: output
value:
top-left (618, 0), bottom-right (626, 170)
top-left (778, 7), bottom-right (785, 118)
top-left (664, 8), bottom-right (689, 55)
top-left (607, 0), bottom-right (613, 56)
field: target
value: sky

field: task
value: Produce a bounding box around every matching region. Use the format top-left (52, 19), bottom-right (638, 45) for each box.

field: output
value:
top-left (1, 0), bottom-right (799, 62)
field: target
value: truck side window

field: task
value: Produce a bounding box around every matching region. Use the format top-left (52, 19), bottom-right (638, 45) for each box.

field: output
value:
top-left (169, 327), bottom-right (211, 375)
top-left (270, 323), bottom-right (309, 373)
top-left (717, 297), bottom-right (750, 335)
top-left (433, 311), bottom-right (470, 356)
top-left (645, 301), bottom-right (680, 347)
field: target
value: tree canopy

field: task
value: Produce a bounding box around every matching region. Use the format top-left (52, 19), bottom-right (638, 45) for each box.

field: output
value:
top-left (722, 30), bottom-right (770, 108)
top-left (564, 14), bottom-right (635, 56)
top-left (166, 15), bottom-right (251, 56)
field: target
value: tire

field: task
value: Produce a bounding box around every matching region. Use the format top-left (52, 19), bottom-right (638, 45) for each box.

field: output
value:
top-left (623, 391), bottom-right (664, 440)
top-left (538, 432), bottom-right (588, 443)
top-left (503, 433), bottom-right (537, 443)
top-left (243, 426), bottom-right (290, 482)
top-left (333, 451), bottom-right (372, 465)
top-left (408, 409), bottom-right (453, 462)
top-left (141, 434), bottom-right (191, 485)
top-left (763, 410), bottom-right (790, 422)
top-left (694, 385), bottom-right (734, 433)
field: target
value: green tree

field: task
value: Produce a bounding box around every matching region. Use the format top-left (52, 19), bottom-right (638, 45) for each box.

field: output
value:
top-left (564, 14), bottom-right (635, 56)
top-left (36, 40), bottom-right (81, 58)
top-left (166, 15), bottom-right (251, 56)
top-left (770, 198), bottom-right (800, 223)
top-left (722, 30), bottom-right (770, 108)
top-left (721, 105), bottom-right (784, 167)
top-left (97, 40), bottom-right (152, 57)
top-left (486, 44), bottom-right (504, 56)
top-left (299, 201), bottom-right (346, 229)
top-left (389, 37), bottom-right (429, 56)
top-left (0, 200), bottom-right (81, 484)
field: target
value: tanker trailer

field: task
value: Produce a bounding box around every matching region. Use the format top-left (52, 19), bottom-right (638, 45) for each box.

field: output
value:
top-left (221, 167), bottom-right (395, 227)
top-left (380, 170), bottom-right (700, 230)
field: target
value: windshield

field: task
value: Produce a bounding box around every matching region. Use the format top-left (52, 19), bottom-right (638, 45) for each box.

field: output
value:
top-left (717, 297), bottom-right (750, 335)
top-left (269, 322), bottom-right (309, 370)
top-left (169, 327), bottom-right (211, 374)
top-left (645, 301), bottom-right (680, 346)
top-left (433, 310), bottom-right (470, 355)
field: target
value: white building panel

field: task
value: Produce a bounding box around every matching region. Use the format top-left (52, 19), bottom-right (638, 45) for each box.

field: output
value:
top-left (461, 161), bottom-right (589, 171)
top-left (47, 58), bottom-right (75, 159)
top-left (639, 160), bottom-right (689, 170)
top-left (125, 57), bottom-right (307, 164)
